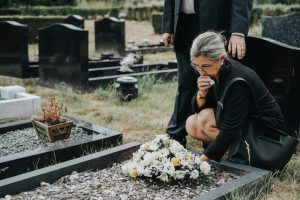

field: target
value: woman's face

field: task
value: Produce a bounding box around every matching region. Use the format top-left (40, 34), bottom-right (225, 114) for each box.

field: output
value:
top-left (191, 55), bottom-right (225, 78)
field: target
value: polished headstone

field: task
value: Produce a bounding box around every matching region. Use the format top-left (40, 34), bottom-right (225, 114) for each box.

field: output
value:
top-left (38, 23), bottom-right (88, 90)
top-left (240, 36), bottom-right (300, 135)
top-left (95, 17), bottom-right (125, 56)
top-left (63, 14), bottom-right (84, 29)
top-left (0, 21), bottom-right (28, 78)
top-left (262, 12), bottom-right (300, 48)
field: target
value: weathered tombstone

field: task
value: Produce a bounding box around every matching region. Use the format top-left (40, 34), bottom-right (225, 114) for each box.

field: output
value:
top-left (240, 36), bottom-right (300, 135)
top-left (262, 12), bottom-right (300, 48)
top-left (95, 17), bottom-right (125, 56)
top-left (0, 21), bottom-right (28, 78)
top-left (63, 14), bottom-right (84, 29)
top-left (39, 23), bottom-right (88, 90)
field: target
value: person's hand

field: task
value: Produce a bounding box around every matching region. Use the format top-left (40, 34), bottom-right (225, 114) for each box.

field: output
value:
top-left (228, 35), bottom-right (246, 60)
top-left (162, 33), bottom-right (174, 47)
top-left (200, 154), bottom-right (210, 162)
top-left (197, 76), bottom-right (214, 97)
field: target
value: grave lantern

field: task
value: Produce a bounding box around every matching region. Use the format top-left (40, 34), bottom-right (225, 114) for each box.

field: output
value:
top-left (115, 76), bottom-right (138, 101)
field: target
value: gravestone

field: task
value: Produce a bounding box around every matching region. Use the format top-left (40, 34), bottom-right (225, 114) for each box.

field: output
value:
top-left (38, 23), bottom-right (88, 90)
top-left (95, 17), bottom-right (125, 56)
top-left (240, 36), bottom-right (300, 135)
top-left (63, 14), bottom-right (84, 29)
top-left (0, 21), bottom-right (28, 78)
top-left (262, 12), bottom-right (300, 48)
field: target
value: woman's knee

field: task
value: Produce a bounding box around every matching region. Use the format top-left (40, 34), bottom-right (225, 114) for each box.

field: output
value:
top-left (186, 114), bottom-right (197, 136)
top-left (197, 109), bottom-right (216, 127)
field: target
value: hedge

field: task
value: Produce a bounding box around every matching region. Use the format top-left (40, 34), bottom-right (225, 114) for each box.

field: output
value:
top-left (151, 12), bottom-right (162, 34)
top-left (0, 0), bottom-right (76, 8)
top-left (0, 5), bottom-right (164, 20)
top-left (0, 16), bottom-right (65, 43)
top-left (150, 4), bottom-right (300, 33)
top-left (252, 4), bottom-right (300, 24)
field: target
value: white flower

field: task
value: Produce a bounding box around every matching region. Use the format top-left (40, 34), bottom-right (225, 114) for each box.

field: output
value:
top-left (194, 156), bottom-right (202, 165)
top-left (122, 134), bottom-right (211, 182)
top-left (143, 168), bottom-right (152, 177)
top-left (157, 173), bottom-right (169, 182)
top-left (154, 134), bottom-right (170, 145)
top-left (142, 152), bottom-right (154, 166)
top-left (163, 162), bottom-right (175, 176)
top-left (174, 170), bottom-right (186, 180)
top-left (122, 161), bottom-right (137, 175)
top-left (200, 161), bottom-right (211, 175)
top-left (135, 163), bottom-right (145, 175)
top-left (169, 140), bottom-right (185, 154)
top-left (148, 142), bottom-right (159, 151)
top-left (190, 169), bottom-right (199, 179)
top-left (157, 148), bottom-right (170, 157)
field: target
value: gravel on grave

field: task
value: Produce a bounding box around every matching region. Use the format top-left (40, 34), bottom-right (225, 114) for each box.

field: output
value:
top-left (3, 163), bottom-right (240, 200)
top-left (0, 127), bottom-right (93, 157)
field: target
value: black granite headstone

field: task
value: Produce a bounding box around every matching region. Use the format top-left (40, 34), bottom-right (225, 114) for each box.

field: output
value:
top-left (240, 36), bottom-right (300, 135)
top-left (262, 12), bottom-right (300, 48)
top-left (38, 23), bottom-right (88, 90)
top-left (95, 17), bottom-right (125, 56)
top-left (0, 21), bottom-right (28, 78)
top-left (63, 14), bottom-right (84, 29)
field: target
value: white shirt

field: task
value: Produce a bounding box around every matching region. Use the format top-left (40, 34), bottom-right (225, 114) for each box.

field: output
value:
top-left (180, 0), bottom-right (196, 14)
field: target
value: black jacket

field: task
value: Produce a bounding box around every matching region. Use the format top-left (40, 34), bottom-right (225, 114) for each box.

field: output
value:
top-left (191, 59), bottom-right (286, 161)
top-left (162, 0), bottom-right (253, 36)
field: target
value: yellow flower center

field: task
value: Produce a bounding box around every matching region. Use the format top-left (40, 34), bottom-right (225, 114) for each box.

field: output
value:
top-left (171, 157), bottom-right (181, 166)
top-left (129, 169), bottom-right (138, 178)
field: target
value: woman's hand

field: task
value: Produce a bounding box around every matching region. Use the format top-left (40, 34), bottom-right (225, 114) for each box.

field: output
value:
top-left (197, 76), bottom-right (214, 97)
top-left (200, 154), bottom-right (210, 162)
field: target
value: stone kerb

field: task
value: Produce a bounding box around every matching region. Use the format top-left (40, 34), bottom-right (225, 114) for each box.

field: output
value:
top-left (0, 142), bottom-right (271, 199)
top-left (0, 85), bottom-right (41, 120)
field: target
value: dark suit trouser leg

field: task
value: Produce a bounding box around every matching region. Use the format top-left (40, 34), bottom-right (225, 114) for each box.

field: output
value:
top-left (166, 51), bottom-right (198, 145)
top-left (166, 13), bottom-right (200, 146)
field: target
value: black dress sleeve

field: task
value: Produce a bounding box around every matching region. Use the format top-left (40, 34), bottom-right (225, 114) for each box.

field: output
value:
top-left (203, 82), bottom-right (251, 161)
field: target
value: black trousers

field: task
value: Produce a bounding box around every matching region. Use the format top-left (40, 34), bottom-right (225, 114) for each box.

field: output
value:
top-left (166, 13), bottom-right (200, 145)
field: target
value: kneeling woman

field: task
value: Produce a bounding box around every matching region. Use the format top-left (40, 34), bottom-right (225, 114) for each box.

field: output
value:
top-left (185, 32), bottom-right (287, 167)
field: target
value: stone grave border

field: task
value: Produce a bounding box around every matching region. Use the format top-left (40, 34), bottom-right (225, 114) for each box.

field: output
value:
top-left (0, 140), bottom-right (271, 199)
top-left (0, 116), bottom-right (122, 180)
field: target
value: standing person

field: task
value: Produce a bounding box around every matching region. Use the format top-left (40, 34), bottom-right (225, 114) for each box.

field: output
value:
top-left (162, 0), bottom-right (253, 146)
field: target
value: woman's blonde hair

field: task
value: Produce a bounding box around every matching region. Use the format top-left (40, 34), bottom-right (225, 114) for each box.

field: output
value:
top-left (190, 31), bottom-right (227, 60)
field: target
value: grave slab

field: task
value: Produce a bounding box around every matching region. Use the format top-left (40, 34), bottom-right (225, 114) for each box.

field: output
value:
top-left (95, 17), bottom-right (125, 56)
top-left (0, 116), bottom-right (122, 180)
top-left (38, 23), bottom-right (88, 90)
top-left (0, 86), bottom-right (41, 120)
top-left (0, 142), bottom-right (271, 199)
top-left (240, 36), bottom-right (300, 135)
top-left (63, 14), bottom-right (84, 29)
top-left (0, 85), bottom-right (25, 100)
top-left (262, 12), bottom-right (300, 48)
top-left (0, 142), bottom-right (139, 197)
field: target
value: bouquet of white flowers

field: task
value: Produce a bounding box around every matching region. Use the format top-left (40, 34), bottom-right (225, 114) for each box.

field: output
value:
top-left (122, 135), bottom-right (211, 182)
top-left (119, 53), bottom-right (141, 72)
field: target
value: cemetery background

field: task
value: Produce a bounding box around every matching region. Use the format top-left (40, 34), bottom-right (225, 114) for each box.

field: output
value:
top-left (0, 0), bottom-right (299, 199)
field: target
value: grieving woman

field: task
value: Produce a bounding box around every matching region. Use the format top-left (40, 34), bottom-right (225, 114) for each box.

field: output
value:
top-left (185, 31), bottom-right (290, 168)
